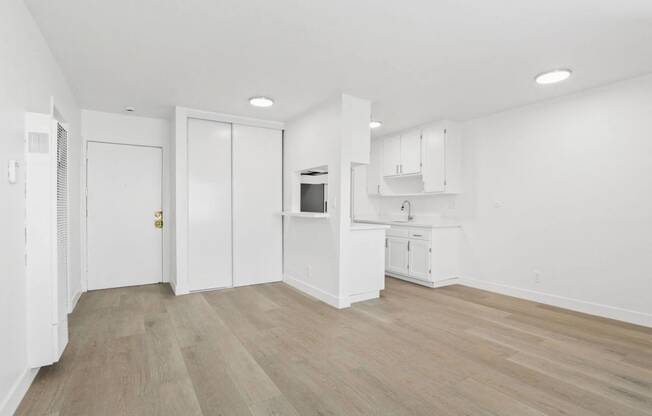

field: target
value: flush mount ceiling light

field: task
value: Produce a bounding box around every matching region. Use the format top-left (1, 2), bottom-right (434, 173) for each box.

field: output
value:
top-left (369, 120), bottom-right (383, 129)
top-left (249, 96), bottom-right (274, 107)
top-left (535, 69), bottom-right (572, 85)
top-left (124, 106), bottom-right (136, 112)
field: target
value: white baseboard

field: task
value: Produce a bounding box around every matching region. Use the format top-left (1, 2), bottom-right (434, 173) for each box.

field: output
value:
top-left (386, 273), bottom-right (460, 288)
top-left (349, 290), bottom-right (380, 304)
top-left (283, 274), bottom-right (350, 309)
top-left (459, 277), bottom-right (652, 328)
top-left (69, 289), bottom-right (82, 313)
top-left (169, 279), bottom-right (190, 296)
top-left (0, 367), bottom-right (39, 416)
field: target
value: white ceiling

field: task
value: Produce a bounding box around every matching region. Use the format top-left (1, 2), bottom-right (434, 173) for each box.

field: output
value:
top-left (26, 0), bottom-right (652, 134)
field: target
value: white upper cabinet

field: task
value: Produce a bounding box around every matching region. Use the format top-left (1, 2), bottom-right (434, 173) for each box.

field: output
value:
top-left (421, 125), bottom-right (446, 193)
top-left (382, 135), bottom-right (402, 176)
top-left (367, 138), bottom-right (383, 195)
top-left (399, 130), bottom-right (422, 175)
top-left (366, 120), bottom-right (461, 196)
top-left (422, 122), bottom-right (461, 193)
top-left (382, 133), bottom-right (422, 177)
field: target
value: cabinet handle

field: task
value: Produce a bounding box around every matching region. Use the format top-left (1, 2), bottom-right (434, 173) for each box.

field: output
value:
top-left (413, 234), bottom-right (422, 237)
top-left (408, 241), bottom-right (410, 251)
top-left (377, 184), bottom-right (380, 194)
top-left (400, 164), bottom-right (403, 174)
top-left (396, 165), bottom-right (398, 174)
top-left (385, 238), bottom-right (388, 248)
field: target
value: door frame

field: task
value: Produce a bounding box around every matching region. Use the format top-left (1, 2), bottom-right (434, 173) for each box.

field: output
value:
top-left (82, 139), bottom-right (168, 293)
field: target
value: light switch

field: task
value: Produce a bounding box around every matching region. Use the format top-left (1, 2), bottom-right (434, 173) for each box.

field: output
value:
top-left (7, 160), bottom-right (18, 184)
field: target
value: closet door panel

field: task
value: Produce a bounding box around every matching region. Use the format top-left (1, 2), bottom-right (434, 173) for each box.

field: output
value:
top-left (232, 125), bottom-right (282, 286)
top-left (187, 118), bottom-right (232, 291)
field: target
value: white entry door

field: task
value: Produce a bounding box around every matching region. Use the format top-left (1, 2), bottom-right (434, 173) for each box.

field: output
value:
top-left (87, 142), bottom-right (163, 290)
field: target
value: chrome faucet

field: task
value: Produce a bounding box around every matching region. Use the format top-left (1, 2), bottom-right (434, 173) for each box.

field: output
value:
top-left (401, 200), bottom-right (413, 221)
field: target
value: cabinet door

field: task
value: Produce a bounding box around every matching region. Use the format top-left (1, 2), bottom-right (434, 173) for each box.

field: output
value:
top-left (367, 139), bottom-right (382, 195)
top-left (382, 136), bottom-right (401, 177)
top-left (400, 130), bottom-right (422, 175)
top-left (422, 126), bottom-right (446, 192)
top-left (408, 239), bottom-right (431, 281)
top-left (384, 237), bottom-right (389, 270)
top-left (387, 237), bottom-right (409, 275)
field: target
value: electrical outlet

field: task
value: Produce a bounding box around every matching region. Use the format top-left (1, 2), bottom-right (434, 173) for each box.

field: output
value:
top-left (533, 269), bottom-right (542, 284)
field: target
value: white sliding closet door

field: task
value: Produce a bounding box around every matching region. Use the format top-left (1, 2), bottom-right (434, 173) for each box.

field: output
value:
top-left (188, 118), bottom-right (232, 291)
top-left (232, 125), bottom-right (282, 286)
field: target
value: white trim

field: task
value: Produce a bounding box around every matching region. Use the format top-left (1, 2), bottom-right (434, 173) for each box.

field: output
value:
top-left (168, 277), bottom-right (179, 295)
top-left (69, 289), bottom-right (82, 313)
top-left (83, 141), bottom-right (167, 290)
top-left (175, 106), bottom-right (284, 131)
top-left (386, 272), bottom-right (460, 288)
top-left (0, 368), bottom-right (39, 416)
top-left (459, 277), bottom-right (652, 328)
top-left (283, 274), bottom-right (350, 309)
top-left (280, 211), bottom-right (330, 219)
top-left (349, 290), bottom-right (380, 304)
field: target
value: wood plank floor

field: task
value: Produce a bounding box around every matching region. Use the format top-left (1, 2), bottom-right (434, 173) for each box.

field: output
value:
top-left (17, 277), bottom-right (652, 416)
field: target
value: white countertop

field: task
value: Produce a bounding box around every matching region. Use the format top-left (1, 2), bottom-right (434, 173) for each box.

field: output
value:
top-left (353, 217), bottom-right (461, 229)
top-left (350, 223), bottom-right (391, 231)
top-left (281, 211), bottom-right (329, 219)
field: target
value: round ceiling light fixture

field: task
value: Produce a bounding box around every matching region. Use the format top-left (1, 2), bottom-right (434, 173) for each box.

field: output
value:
top-left (249, 96), bottom-right (275, 107)
top-left (535, 69), bottom-right (572, 85)
top-left (369, 120), bottom-right (383, 129)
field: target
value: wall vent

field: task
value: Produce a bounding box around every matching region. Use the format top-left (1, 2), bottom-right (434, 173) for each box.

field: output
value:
top-left (28, 132), bottom-right (49, 153)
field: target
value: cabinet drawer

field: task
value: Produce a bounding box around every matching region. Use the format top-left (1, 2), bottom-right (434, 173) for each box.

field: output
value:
top-left (408, 230), bottom-right (431, 240)
top-left (387, 227), bottom-right (410, 238)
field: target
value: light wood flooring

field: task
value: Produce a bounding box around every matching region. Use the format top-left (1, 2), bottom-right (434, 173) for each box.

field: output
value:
top-left (17, 277), bottom-right (652, 416)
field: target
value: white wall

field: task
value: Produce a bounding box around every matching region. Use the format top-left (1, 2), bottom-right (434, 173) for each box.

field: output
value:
top-left (353, 74), bottom-right (652, 326)
top-left (81, 110), bottom-right (171, 286)
top-left (283, 98), bottom-right (343, 304)
top-left (0, 1), bottom-right (81, 414)
top-left (459, 74), bottom-right (652, 326)
top-left (284, 94), bottom-right (380, 307)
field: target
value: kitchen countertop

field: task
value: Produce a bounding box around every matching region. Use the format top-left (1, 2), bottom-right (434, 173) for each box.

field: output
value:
top-left (350, 223), bottom-right (391, 231)
top-left (353, 217), bottom-right (461, 229)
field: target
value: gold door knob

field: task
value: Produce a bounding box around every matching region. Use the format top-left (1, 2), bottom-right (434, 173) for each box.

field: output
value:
top-left (154, 210), bottom-right (163, 229)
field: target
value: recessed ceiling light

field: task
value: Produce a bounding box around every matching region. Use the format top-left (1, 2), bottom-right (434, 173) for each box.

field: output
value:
top-left (249, 96), bottom-right (274, 107)
top-left (125, 106), bottom-right (136, 112)
top-left (370, 120), bottom-right (383, 129)
top-left (535, 69), bottom-right (572, 85)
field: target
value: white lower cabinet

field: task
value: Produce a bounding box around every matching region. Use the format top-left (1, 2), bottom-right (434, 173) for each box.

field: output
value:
top-left (384, 237), bottom-right (390, 270)
top-left (387, 237), bottom-right (409, 275)
top-left (384, 225), bottom-right (459, 285)
top-left (408, 239), bottom-right (431, 281)
top-left (386, 236), bottom-right (430, 282)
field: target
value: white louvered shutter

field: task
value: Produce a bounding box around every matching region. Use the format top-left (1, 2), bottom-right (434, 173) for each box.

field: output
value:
top-left (56, 123), bottom-right (68, 297)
